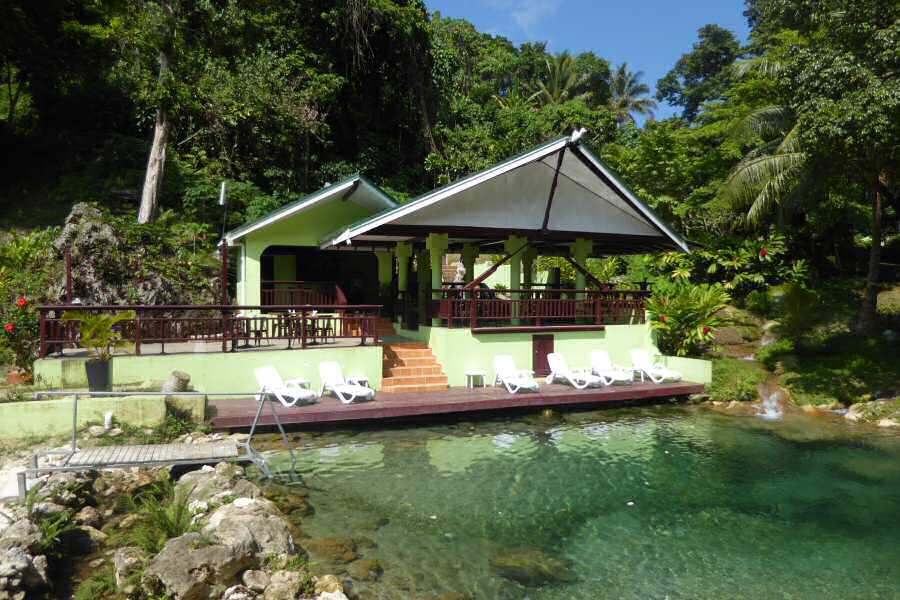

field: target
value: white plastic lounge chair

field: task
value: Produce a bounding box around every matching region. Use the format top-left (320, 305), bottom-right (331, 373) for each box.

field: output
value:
top-left (254, 366), bottom-right (318, 407)
top-left (545, 352), bottom-right (604, 389)
top-left (589, 350), bottom-right (634, 386)
top-left (493, 355), bottom-right (540, 394)
top-left (319, 361), bottom-right (375, 404)
top-left (629, 349), bottom-right (683, 383)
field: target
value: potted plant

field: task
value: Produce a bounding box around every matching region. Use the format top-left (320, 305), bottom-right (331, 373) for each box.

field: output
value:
top-left (61, 310), bottom-right (135, 390)
top-left (1, 296), bottom-right (39, 384)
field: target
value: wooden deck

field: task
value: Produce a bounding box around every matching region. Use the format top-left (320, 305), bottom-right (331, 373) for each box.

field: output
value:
top-left (209, 381), bottom-right (705, 429)
top-left (31, 441), bottom-right (241, 475)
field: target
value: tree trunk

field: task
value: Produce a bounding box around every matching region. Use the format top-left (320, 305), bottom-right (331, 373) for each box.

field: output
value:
top-left (138, 107), bottom-right (170, 223)
top-left (857, 183), bottom-right (883, 333)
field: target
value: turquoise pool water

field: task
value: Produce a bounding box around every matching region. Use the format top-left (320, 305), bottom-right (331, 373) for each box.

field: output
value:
top-left (262, 406), bottom-right (900, 599)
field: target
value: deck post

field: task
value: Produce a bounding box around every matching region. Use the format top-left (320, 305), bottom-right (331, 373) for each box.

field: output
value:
top-left (134, 308), bottom-right (142, 356)
top-left (505, 236), bottom-right (526, 325)
top-left (569, 238), bottom-right (593, 322)
top-left (38, 309), bottom-right (47, 358)
top-left (426, 233), bottom-right (449, 326)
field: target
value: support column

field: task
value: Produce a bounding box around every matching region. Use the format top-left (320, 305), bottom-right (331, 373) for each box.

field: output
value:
top-left (416, 250), bottom-right (430, 329)
top-left (426, 233), bottom-right (449, 326)
top-left (522, 246), bottom-right (537, 289)
top-left (243, 239), bottom-right (263, 313)
top-left (569, 238), bottom-right (593, 293)
top-left (394, 242), bottom-right (412, 328)
top-left (505, 235), bottom-right (526, 324)
top-left (374, 249), bottom-right (394, 314)
top-left (461, 243), bottom-right (479, 283)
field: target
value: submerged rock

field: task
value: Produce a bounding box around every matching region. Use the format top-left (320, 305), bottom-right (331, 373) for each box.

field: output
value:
top-left (348, 557), bottom-right (383, 581)
top-left (314, 574), bottom-right (344, 594)
top-left (488, 548), bottom-right (577, 586)
top-left (303, 537), bottom-right (359, 564)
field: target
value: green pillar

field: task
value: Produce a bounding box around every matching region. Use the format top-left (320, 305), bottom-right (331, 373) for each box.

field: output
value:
top-left (522, 246), bottom-right (537, 289)
top-left (426, 233), bottom-right (449, 326)
top-left (395, 242), bottom-right (412, 293)
top-left (416, 250), bottom-right (430, 329)
top-left (374, 250), bottom-right (394, 314)
top-left (461, 244), bottom-right (479, 283)
top-left (569, 238), bottom-right (593, 292)
top-left (505, 235), bottom-right (526, 324)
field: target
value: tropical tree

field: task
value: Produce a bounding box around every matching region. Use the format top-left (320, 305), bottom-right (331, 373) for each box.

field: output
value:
top-left (607, 63), bottom-right (657, 125)
top-left (529, 51), bottom-right (587, 106)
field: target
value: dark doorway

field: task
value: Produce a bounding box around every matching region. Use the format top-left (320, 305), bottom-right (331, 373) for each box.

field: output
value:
top-left (260, 246), bottom-right (379, 305)
top-left (532, 334), bottom-right (554, 376)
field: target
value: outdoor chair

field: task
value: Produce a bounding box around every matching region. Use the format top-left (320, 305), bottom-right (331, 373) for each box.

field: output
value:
top-left (254, 366), bottom-right (318, 407)
top-left (493, 355), bottom-right (540, 394)
top-left (319, 361), bottom-right (375, 404)
top-left (589, 350), bottom-right (634, 386)
top-left (545, 352), bottom-right (604, 389)
top-left (629, 349), bottom-right (683, 383)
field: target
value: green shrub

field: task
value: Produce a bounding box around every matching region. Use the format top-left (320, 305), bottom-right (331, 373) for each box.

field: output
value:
top-left (708, 358), bottom-right (769, 402)
top-left (755, 337), bottom-right (795, 371)
top-left (743, 289), bottom-right (776, 317)
top-left (646, 284), bottom-right (731, 357)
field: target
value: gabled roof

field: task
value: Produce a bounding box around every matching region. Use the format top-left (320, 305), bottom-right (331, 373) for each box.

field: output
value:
top-left (224, 174), bottom-right (397, 243)
top-left (320, 134), bottom-right (690, 255)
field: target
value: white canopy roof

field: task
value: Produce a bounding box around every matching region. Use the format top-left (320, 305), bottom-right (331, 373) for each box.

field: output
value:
top-left (321, 135), bottom-right (689, 255)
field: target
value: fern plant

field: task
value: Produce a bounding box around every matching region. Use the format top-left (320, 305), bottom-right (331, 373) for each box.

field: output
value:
top-left (129, 479), bottom-right (197, 554)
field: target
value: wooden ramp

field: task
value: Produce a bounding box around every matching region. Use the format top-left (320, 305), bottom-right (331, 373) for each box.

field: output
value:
top-left (32, 441), bottom-right (243, 475)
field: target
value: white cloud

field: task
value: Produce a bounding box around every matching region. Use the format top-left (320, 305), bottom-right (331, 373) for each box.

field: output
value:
top-left (482, 0), bottom-right (561, 35)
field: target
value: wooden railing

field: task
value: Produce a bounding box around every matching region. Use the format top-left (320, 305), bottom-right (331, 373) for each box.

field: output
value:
top-left (260, 281), bottom-right (348, 307)
top-left (38, 304), bottom-right (381, 357)
top-left (429, 288), bottom-right (650, 330)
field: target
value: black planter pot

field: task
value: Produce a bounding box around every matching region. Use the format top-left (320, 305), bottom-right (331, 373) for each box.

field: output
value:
top-left (85, 359), bottom-right (110, 391)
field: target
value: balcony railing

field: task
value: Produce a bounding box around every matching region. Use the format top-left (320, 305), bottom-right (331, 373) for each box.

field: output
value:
top-left (260, 281), bottom-right (347, 307)
top-left (38, 304), bottom-right (381, 357)
top-left (428, 287), bottom-right (650, 331)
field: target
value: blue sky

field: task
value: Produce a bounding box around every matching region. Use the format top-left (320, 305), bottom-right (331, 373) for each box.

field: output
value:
top-left (424, 0), bottom-right (751, 120)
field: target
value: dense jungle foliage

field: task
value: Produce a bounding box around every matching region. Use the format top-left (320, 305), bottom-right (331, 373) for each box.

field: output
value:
top-left (0, 0), bottom-right (898, 399)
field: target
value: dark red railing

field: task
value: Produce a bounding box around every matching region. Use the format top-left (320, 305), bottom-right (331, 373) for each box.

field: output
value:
top-left (38, 304), bottom-right (381, 357)
top-left (429, 288), bottom-right (650, 330)
top-left (260, 281), bottom-right (348, 307)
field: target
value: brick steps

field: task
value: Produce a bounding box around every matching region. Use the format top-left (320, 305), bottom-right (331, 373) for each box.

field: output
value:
top-left (381, 342), bottom-right (448, 393)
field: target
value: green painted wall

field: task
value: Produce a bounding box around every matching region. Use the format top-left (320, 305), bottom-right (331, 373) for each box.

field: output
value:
top-left (35, 346), bottom-right (384, 395)
top-left (0, 395), bottom-right (167, 439)
top-left (397, 324), bottom-right (710, 387)
top-left (238, 200), bottom-right (382, 306)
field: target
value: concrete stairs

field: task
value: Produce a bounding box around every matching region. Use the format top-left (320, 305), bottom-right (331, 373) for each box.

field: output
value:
top-left (381, 342), bottom-right (449, 393)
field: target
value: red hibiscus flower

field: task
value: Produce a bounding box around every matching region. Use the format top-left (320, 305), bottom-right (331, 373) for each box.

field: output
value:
top-left (16, 297), bottom-right (27, 308)
top-left (759, 247), bottom-right (768, 258)
top-left (660, 315), bottom-right (668, 323)
top-left (703, 326), bottom-right (712, 335)
top-left (3, 323), bottom-right (13, 333)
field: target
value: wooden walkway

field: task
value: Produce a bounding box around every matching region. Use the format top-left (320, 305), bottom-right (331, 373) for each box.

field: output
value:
top-left (31, 441), bottom-right (242, 475)
top-left (209, 381), bottom-right (705, 429)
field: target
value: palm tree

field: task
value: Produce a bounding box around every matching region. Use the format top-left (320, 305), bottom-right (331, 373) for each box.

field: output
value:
top-left (607, 63), bottom-right (657, 125)
top-left (530, 52), bottom-right (588, 106)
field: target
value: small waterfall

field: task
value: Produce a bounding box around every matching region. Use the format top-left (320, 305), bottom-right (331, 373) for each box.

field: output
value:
top-left (756, 381), bottom-right (786, 420)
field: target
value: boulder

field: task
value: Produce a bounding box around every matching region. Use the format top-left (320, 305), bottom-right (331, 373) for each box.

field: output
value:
top-left (177, 463), bottom-right (260, 505)
top-left (488, 548), bottom-right (577, 586)
top-left (262, 570), bottom-right (303, 600)
top-left (144, 532), bottom-right (257, 600)
top-left (0, 547), bottom-right (50, 595)
top-left (222, 584), bottom-right (258, 600)
top-left (114, 546), bottom-right (146, 593)
top-left (347, 558), bottom-right (383, 582)
top-left (302, 538), bottom-right (358, 564)
top-left (877, 418), bottom-right (899, 428)
top-left (242, 569), bottom-right (270, 593)
top-left (317, 593), bottom-right (350, 600)
top-left (314, 574), bottom-right (344, 594)
top-left (0, 520), bottom-right (41, 554)
top-left (203, 498), bottom-right (294, 558)
top-left (74, 505), bottom-right (103, 529)
top-left (74, 525), bottom-right (108, 552)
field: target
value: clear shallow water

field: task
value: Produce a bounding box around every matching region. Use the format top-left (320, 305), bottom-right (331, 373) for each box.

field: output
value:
top-left (259, 406), bottom-right (900, 599)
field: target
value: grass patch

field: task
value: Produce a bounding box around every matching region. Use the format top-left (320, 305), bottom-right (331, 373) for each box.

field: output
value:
top-left (709, 358), bottom-right (769, 402)
top-left (95, 413), bottom-right (211, 446)
top-left (73, 566), bottom-right (119, 600)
